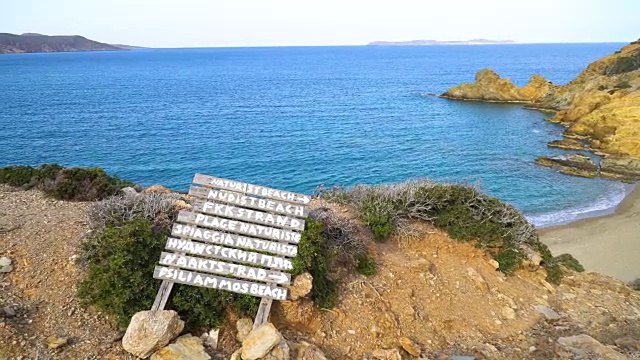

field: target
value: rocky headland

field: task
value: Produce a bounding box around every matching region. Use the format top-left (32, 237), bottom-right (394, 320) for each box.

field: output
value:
top-left (442, 38), bottom-right (640, 180)
top-left (0, 33), bottom-right (127, 54)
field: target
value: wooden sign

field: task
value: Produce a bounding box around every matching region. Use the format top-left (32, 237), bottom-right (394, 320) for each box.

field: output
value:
top-left (158, 252), bottom-right (291, 284)
top-left (191, 200), bottom-right (305, 231)
top-left (192, 174), bottom-right (312, 205)
top-left (164, 238), bottom-right (294, 270)
top-left (177, 211), bottom-right (302, 244)
top-left (152, 173), bottom-right (310, 328)
top-left (189, 186), bottom-right (309, 217)
top-left (171, 224), bottom-right (298, 257)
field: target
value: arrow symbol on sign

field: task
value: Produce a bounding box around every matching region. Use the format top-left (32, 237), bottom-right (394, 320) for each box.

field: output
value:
top-left (268, 272), bottom-right (290, 284)
top-left (296, 196), bottom-right (311, 204)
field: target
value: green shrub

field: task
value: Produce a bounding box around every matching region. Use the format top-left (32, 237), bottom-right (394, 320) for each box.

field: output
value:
top-left (630, 278), bottom-right (640, 291)
top-left (0, 164), bottom-right (133, 201)
top-left (604, 51), bottom-right (640, 75)
top-left (615, 80), bottom-right (632, 89)
top-left (77, 216), bottom-right (259, 330)
top-left (77, 218), bottom-right (166, 328)
top-left (355, 254), bottom-right (377, 276)
top-left (293, 219), bottom-right (338, 309)
top-left (553, 253), bottom-right (585, 272)
top-left (322, 181), bottom-right (577, 283)
top-left (0, 165), bottom-right (40, 188)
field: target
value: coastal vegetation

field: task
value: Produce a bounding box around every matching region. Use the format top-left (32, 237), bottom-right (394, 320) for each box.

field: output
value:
top-left (0, 164), bottom-right (134, 200)
top-left (0, 165), bottom-right (582, 331)
top-left (318, 180), bottom-right (581, 284)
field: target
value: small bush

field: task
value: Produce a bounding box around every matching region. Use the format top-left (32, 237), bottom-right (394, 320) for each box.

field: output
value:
top-left (630, 278), bottom-right (640, 291)
top-left (553, 253), bottom-right (585, 272)
top-left (292, 219), bottom-right (338, 309)
top-left (0, 165), bottom-right (40, 188)
top-left (597, 85), bottom-right (607, 91)
top-left (310, 207), bottom-right (364, 263)
top-left (604, 51), bottom-right (640, 75)
top-left (0, 164), bottom-right (133, 201)
top-left (615, 80), bottom-right (632, 89)
top-left (355, 254), bottom-right (377, 276)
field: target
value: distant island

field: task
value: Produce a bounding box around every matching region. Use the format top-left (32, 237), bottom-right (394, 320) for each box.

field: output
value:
top-left (367, 39), bottom-right (516, 46)
top-left (0, 33), bottom-right (138, 54)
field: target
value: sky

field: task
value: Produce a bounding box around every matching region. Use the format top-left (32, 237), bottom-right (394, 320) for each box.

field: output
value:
top-left (2, 0), bottom-right (639, 48)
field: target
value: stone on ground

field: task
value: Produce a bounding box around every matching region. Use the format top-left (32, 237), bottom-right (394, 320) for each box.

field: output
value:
top-left (289, 341), bottom-right (327, 360)
top-left (236, 318), bottom-right (254, 342)
top-left (121, 186), bottom-right (139, 197)
top-left (122, 310), bottom-right (185, 359)
top-left (151, 334), bottom-right (210, 360)
top-left (288, 272), bottom-right (313, 300)
top-left (557, 334), bottom-right (628, 360)
top-left (241, 323), bottom-right (283, 360)
top-left (261, 339), bottom-right (290, 360)
top-left (0, 256), bottom-right (13, 273)
top-left (201, 328), bottom-right (219, 350)
top-left (398, 337), bottom-right (420, 356)
top-left (371, 348), bottom-right (402, 360)
top-left (533, 304), bottom-right (560, 320)
top-left (46, 336), bottom-right (68, 349)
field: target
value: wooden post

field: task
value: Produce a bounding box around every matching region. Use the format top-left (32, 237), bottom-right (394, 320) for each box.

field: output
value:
top-left (151, 280), bottom-right (174, 311)
top-left (253, 298), bottom-right (274, 329)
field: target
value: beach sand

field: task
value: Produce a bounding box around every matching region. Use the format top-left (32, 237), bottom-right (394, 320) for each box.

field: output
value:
top-left (539, 183), bottom-right (640, 283)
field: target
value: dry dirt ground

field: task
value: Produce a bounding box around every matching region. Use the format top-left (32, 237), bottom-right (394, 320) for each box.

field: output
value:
top-left (2, 187), bottom-right (640, 360)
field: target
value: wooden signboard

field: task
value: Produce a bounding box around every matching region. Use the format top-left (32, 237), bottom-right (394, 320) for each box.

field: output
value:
top-left (151, 173), bottom-right (310, 329)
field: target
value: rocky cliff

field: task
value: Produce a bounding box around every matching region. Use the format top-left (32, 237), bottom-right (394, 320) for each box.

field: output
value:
top-left (0, 33), bottom-right (122, 54)
top-left (441, 39), bottom-right (640, 178)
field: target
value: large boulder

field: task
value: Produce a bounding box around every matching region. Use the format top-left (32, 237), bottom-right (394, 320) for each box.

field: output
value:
top-left (241, 323), bottom-right (283, 360)
top-left (151, 334), bottom-right (211, 360)
top-left (122, 310), bottom-right (185, 359)
top-left (261, 339), bottom-right (290, 360)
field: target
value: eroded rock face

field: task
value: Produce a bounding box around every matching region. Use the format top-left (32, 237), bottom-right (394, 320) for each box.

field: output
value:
top-left (600, 157), bottom-right (640, 181)
top-left (122, 310), bottom-right (185, 359)
top-left (442, 69), bottom-right (555, 102)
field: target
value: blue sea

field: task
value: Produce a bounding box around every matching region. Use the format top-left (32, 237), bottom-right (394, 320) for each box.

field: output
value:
top-left (0, 43), bottom-right (633, 227)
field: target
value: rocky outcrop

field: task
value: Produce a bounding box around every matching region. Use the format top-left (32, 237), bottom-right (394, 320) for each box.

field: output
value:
top-left (441, 69), bottom-right (555, 102)
top-left (600, 157), bottom-right (640, 181)
top-left (122, 310), bottom-right (185, 359)
top-left (535, 154), bottom-right (598, 178)
top-left (442, 39), bottom-right (640, 170)
top-left (547, 138), bottom-right (585, 150)
top-left (557, 334), bottom-right (629, 360)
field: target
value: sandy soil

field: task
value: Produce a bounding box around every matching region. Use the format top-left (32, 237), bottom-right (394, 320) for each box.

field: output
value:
top-left (539, 183), bottom-right (640, 283)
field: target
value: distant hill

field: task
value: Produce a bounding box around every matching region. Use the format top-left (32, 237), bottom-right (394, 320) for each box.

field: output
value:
top-left (0, 33), bottom-right (126, 54)
top-left (368, 39), bottom-right (516, 46)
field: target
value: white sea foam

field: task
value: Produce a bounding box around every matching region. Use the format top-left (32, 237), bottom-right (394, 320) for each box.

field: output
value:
top-left (527, 182), bottom-right (636, 228)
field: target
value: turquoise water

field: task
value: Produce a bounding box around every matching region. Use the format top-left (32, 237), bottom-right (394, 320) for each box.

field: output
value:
top-left (0, 43), bottom-right (633, 227)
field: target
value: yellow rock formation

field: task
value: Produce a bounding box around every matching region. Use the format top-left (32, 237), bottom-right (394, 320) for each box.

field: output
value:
top-left (442, 39), bottom-right (640, 159)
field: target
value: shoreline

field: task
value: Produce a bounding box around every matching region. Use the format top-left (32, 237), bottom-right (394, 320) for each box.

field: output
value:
top-left (538, 182), bottom-right (640, 282)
